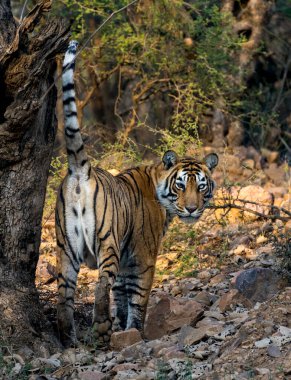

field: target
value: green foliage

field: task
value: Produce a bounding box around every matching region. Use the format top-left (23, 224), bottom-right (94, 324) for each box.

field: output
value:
top-left (52, 0), bottom-right (244, 146)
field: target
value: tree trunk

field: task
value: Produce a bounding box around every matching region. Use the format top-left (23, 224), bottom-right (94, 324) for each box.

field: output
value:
top-left (0, 0), bottom-right (69, 349)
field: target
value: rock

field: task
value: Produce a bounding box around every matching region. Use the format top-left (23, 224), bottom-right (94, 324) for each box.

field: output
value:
top-left (229, 235), bottom-right (253, 250)
top-left (144, 294), bottom-right (204, 340)
top-left (197, 270), bottom-right (212, 280)
top-left (171, 285), bottom-right (181, 296)
top-left (209, 274), bottom-right (226, 286)
top-left (285, 220), bottom-right (291, 233)
top-left (255, 368), bottom-right (270, 376)
top-left (79, 371), bottom-right (106, 380)
top-left (245, 249), bottom-right (259, 261)
top-left (242, 158), bottom-right (255, 170)
top-left (214, 324), bottom-right (236, 340)
top-left (179, 325), bottom-right (207, 346)
top-left (158, 347), bottom-right (187, 360)
top-left (218, 289), bottom-right (251, 312)
top-left (234, 268), bottom-right (287, 304)
top-left (120, 341), bottom-right (148, 361)
top-left (264, 163), bottom-right (286, 185)
top-left (10, 363), bottom-right (22, 376)
top-left (110, 329), bottom-right (142, 351)
top-left (254, 338), bottom-right (271, 348)
top-left (267, 344), bottom-right (281, 358)
top-left (193, 291), bottom-right (212, 306)
top-left (30, 357), bottom-right (61, 369)
top-left (283, 351), bottom-right (291, 375)
top-left (256, 235), bottom-right (268, 244)
top-left (112, 363), bottom-right (139, 372)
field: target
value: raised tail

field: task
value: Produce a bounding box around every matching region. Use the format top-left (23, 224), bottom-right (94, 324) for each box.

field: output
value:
top-left (62, 41), bottom-right (90, 175)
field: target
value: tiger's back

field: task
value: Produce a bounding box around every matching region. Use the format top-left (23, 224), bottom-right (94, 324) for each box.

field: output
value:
top-left (56, 41), bottom-right (218, 347)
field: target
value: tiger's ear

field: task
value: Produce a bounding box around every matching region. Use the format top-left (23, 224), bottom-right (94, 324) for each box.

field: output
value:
top-left (162, 150), bottom-right (178, 169)
top-left (204, 153), bottom-right (219, 171)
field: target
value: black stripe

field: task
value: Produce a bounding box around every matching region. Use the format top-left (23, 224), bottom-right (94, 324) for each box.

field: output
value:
top-left (99, 252), bottom-right (119, 268)
top-left (63, 96), bottom-right (75, 105)
top-left (126, 282), bottom-right (149, 291)
top-left (97, 183), bottom-right (107, 234)
top-left (67, 148), bottom-right (75, 156)
top-left (63, 62), bottom-right (75, 71)
top-left (58, 283), bottom-right (75, 290)
top-left (102, 261), bottom-right (118, 271)
top-left (65, 130), bottom-right (75, 138)
top-left (81, 159), bottom-right (88, 166)
top-left (99, 229), bottom-right (111, 242)
top-left (63, 83), bottom-right (74, 92)
top-left (57, 239), bottom-right (65, 250)
top-left (126, 288), bottom-right (146, 298)
top-left (103, 270), bottom-right (116, 279)
top-left (66, 127), bottom-right (79, 133)
top-left (76, 144), bottom-right (84, 153)
top-left (65, 111), bottom-right (78, 118)
top-left (58, 274), bottom-right (76, 287)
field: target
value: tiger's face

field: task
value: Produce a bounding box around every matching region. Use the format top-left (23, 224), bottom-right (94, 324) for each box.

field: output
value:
top-left (157, 150), bottom-right (218, 224)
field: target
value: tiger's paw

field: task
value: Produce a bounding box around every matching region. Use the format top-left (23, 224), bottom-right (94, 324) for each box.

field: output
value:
top-left (112, 316), bottom-right (124, 332)
top-left (59, 331), bottom-right (79, 348)
top-left (92, 319), bottom-right (112, 346)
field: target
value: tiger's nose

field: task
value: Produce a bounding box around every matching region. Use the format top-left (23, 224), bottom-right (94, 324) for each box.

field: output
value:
top-left (186, 206), bottom-right (197, 214)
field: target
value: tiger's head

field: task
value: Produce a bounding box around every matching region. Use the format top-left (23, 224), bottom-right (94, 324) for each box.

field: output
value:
top-left (156, 150), bottom-right (218, 224)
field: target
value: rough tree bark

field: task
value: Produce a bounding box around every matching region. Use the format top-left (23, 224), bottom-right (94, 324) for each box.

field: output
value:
top-left (0, 0), bottom-right (69, 349)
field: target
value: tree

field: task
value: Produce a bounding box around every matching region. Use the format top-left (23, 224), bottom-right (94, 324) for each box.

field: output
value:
top-left (0, 0), bottom-right (69, 348)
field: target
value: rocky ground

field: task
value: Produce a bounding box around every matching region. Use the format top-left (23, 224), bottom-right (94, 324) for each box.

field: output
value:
top-left (1, 146), bottom-right (290, 380)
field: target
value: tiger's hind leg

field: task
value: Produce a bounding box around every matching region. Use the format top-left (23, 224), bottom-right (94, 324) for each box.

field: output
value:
top-left (125, 264), bottom-right (155, 332)
top-left (56, 243), bottom-right (80, 347)
top-left (92, 243), bottom-right (120, 345)
top-left (112, 274), bottom-right (128, 331)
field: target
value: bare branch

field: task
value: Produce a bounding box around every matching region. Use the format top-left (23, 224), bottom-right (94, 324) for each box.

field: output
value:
top-left (207, 203), bottom-right (290, 222)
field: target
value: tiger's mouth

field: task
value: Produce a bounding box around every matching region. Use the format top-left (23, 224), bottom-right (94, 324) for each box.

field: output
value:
top-left (179, 215), bottom-right (200, 224)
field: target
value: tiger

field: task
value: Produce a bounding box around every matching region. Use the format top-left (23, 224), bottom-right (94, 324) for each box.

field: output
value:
top-left (55, 40), bottom-right (219, 347)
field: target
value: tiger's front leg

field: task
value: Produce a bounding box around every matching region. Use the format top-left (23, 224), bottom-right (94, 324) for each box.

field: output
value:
top-left (92, 243), bottom-right (120, 344)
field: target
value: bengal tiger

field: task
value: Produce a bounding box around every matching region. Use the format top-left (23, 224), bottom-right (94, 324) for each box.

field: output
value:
top-left (55, 40), bottom-right (219, 347)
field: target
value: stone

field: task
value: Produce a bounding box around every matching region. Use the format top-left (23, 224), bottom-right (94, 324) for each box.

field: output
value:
top-left (245, 249), bottom-right (259, 261)
top-left (179, 325), bottom-right (207, 346)
top-left (171, 285), bottom-right (181, 296)
top-left (197, 270), bottom-right (212, 280)
top-left (120, 341), bottom-right (148, 361)
top-left (267, 344), bottom-right (281, 358)
top-left (110, 329), bottom-right (142, 351)
top-left (234, 268), bottom-right (287, 304)
top-left (144, 294), bottom-right (204, 340)
top-left (193, 291), bottom-right (212, 306)
top-left (218, 289), bottom-right (251, 312)
top-left (79, 371), bottom-right (106, 380)
top-left (264, 163), bottom-right (286, 185)
top-left (256, 235), bottom-right (268, 244)
top-left (255, 368), bottom-right (270, 376)
top-left (112, 363), bottom-right (139, 372)
top-left (254, 338), bottom-right (271, 348)
top-left (285, 220), bottom-right (291, 233)
top-left (159, 347), bottom-right (187, 360)
top-left (209, 274), bottom-right (226, 286)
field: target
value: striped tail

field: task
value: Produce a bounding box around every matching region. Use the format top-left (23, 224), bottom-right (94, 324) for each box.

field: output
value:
top-left (62, 41), bottom-right (89, 175)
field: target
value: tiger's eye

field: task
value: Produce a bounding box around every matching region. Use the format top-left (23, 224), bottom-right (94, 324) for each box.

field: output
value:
top-left (176, 183), bottom-right (185, 190)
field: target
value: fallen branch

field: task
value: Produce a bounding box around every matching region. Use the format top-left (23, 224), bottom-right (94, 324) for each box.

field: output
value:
top-left (207, 203), bottom-right (290, 222)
